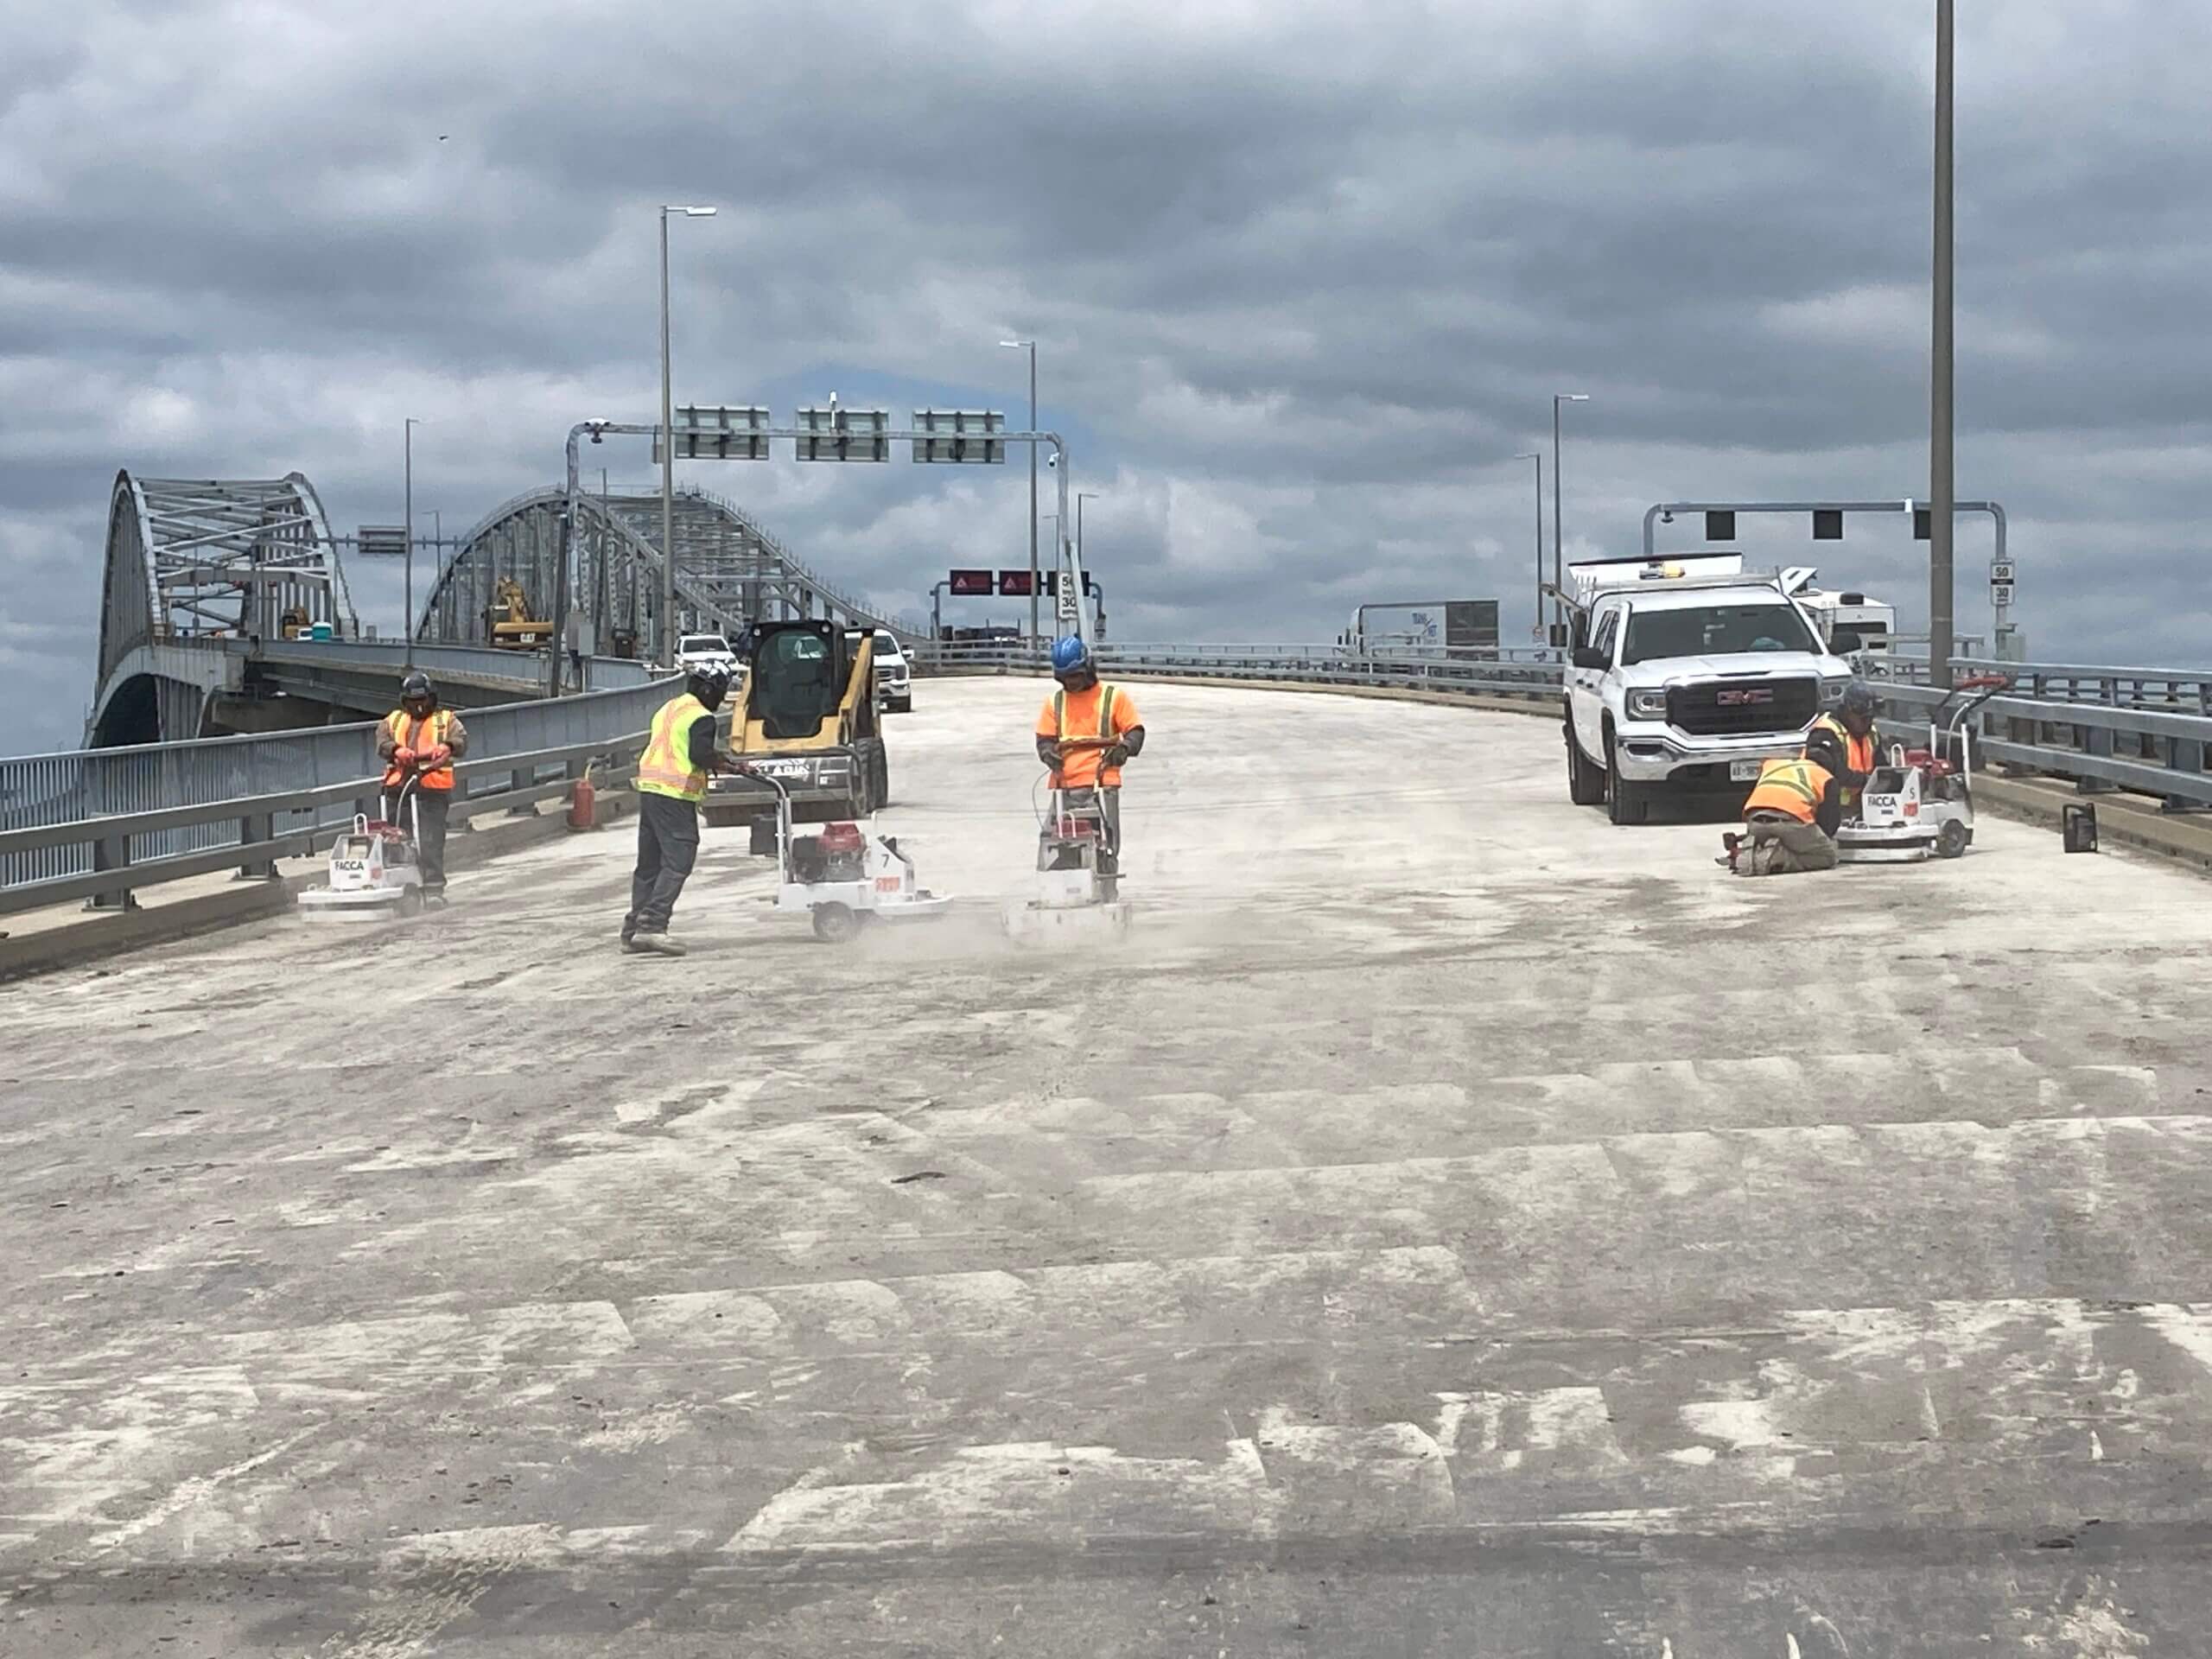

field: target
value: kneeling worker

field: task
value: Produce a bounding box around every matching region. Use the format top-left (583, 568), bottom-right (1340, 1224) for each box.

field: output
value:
top-left (1034, 635), bottom-right (1145, 892)
top-left (624, 663), bottom-right (747, 956)
top-left (1804, 681), bottom-right (1880, 817)
top-left (378, 671), bottom-right (466, 905)
top-left (1729, 753), bottom-right (1841, 877)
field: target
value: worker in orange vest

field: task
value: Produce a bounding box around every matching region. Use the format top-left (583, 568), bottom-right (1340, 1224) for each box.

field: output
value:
top-left (1725, 753), bottom-right (1840, 876)
top-left (1804, 681), bottom-right (1880, 815)
top-left (1034, 636), bottom-right (1145, 893)
top-left (377, 671), bottom-right (467, 904)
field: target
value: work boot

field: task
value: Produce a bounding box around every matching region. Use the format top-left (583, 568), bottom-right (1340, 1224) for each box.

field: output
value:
top-left (631, 931), bottom-right (687, 957)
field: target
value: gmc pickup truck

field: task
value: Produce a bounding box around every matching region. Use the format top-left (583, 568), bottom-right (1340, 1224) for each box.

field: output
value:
top-left (1560, 556), bottom-right (1856, 825)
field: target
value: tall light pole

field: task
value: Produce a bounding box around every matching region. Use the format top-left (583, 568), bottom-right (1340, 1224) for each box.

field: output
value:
top-left (660, 204), bottom-right (717, 667)
top-left (404, 417), bottom-right (421, 665)
top-left (1551, 394), bottom-right (1590, 637)
top-left (1512, 453), bottom-right (1543, 645)
top-left (1077, 491), bottom-right (1100, 636)
top-left (1000, 339), bottom-right (1039, 640)
top-left (1929, 0), bottom-right (1955, 689)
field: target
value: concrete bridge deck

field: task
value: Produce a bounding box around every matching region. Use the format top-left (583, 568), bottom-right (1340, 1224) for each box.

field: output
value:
top-left (5, 678), bottom-right (2211, 1654)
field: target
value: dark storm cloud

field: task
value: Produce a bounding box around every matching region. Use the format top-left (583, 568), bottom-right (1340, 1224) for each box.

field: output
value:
top-left (4, 0), bottom-right (2210, 750)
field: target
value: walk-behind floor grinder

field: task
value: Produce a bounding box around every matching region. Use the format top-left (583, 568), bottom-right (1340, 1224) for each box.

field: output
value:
top-left (1004, 738), bottom-right (1135, 942)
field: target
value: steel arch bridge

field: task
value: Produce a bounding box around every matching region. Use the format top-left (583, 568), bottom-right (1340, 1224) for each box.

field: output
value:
top-left (420, 485), bottom-right (916, 651)
top-left (92, 472), bottom-right (358, 747)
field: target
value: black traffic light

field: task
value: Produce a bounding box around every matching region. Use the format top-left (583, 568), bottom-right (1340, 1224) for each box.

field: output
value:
top-left (1704, 511), bottom-right (1736, 542)
top-left (1813, 509), bottom-right (1844, 541)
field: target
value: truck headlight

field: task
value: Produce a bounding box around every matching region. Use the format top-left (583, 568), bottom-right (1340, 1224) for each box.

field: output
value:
top-left (1821, 677), bottom-right (1849, 706)
top-left (1627, 688), bottom-right (1670, 720)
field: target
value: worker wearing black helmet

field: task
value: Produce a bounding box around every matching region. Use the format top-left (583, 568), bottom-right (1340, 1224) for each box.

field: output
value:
top-left (623, 662), bottom-right (747, 956)
top-left (377, 671), bottom-right (467, 904)
top-left (1804, 681), bottom-right (1880, 815)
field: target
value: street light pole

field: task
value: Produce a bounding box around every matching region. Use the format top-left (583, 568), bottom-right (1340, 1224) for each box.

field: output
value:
top-left (1077, 490), bottom-right (1099, 638)
top-left (1513, 452), bottom-right (1542, 644)
top-left (1001, 339), bottom-right (1039, 640)
top-left (1551, 394), bottom-right (1590, 638)
top-left (660, 204), bottom-right (717, 669)
top-left (404, 417), bottom-right (419, 665)
top-left (1929, 0), bottom-right (1956, 689)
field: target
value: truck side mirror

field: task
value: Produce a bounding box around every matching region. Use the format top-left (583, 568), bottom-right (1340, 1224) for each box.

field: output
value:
top-left (1571, 644), bottom-right (1609, 671)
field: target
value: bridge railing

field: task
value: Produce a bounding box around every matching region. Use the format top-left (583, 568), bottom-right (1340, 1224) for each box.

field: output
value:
top-left (1, 679), bottom-right (672, 913)
top-left (909, 639), bottom-right (1566, 698)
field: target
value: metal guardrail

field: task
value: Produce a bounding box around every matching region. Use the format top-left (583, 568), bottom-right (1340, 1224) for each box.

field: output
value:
top-left (909, 640), bottom-right (1565, 699)
top-left (918, 640), bottom-right (2212, 810)
top-left (0, 679), bottom-right (674, 911)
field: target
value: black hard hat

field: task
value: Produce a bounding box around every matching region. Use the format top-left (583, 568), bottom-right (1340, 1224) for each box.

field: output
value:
top-left (400, 671), bottom-right (435, 702)
top-left (1840, 681), bottom-right (1879, 720)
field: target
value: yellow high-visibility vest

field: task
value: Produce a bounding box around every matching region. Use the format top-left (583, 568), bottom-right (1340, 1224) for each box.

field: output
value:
top-left (1744, 756), bottom-right (1833, 823)
top-left (637, 692), bottom-right (709, 803)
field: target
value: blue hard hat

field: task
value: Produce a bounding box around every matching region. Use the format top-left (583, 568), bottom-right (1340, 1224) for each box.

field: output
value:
top-left (1050, 635), bottom-right (1091, 675)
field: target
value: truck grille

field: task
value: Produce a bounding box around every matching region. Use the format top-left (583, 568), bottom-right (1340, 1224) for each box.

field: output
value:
top-left (1668, 677), bottom-right (1818, 735)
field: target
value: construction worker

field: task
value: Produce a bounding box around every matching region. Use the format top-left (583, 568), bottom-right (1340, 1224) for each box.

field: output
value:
top-left (1034, 635), bottom-right (1145, 890)
top-left (623, 663), bottom-right (745, 956)
top-left (377, 671), bottom-right (466, 905)
top-left (1726, 753), bottom-right (1841, 876)
top-left (1805, 681), bottom-right (1880, 815)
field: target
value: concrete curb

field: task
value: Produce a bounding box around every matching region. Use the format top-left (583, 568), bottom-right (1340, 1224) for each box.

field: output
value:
top-left (0, 788), bottom-right (639, 984)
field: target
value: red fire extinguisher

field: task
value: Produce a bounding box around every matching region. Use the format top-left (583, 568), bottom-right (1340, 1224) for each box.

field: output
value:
top-left (567, 762), bottom-right (599, 830)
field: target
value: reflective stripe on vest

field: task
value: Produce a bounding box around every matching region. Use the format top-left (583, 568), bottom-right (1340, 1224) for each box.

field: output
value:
top-left (383, 709), bottom-right (454, 791)
top-left (1052, 683), bottom-right (1118, 743)
top-left (1744, 756), bottom-right (1833, 823)
top-left (637, 693), bottom-right (709, 803)
top-left (1811, 715), bottom-right (1875, 777)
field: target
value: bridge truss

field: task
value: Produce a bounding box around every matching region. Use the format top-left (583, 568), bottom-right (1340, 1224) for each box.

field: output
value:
top-left (420, 485), bottom-right (914, 650)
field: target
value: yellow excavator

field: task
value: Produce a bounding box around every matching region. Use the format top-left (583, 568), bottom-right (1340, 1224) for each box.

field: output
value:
top-left (486, 577), bottom-right (551, 649)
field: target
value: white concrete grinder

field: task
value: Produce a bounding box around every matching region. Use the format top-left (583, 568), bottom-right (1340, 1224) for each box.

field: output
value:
top-left (1004, 743), bottom-right (1134, 942)
top-left (746, 766), bottom-right (951, 943)
top-left (297, 779), bottom-right (426, 920)
top-left (1836, 675), bottom-right (2009, 864)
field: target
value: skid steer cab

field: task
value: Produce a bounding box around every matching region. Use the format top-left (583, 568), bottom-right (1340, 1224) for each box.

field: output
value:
top-left (702, 620), bottom-right (891, 851)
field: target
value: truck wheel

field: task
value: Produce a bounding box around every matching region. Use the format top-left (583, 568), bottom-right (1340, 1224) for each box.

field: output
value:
top-left (1936, 817), bottom-right (1968, 859)
top-left (1605, 726), bottom-right (1649, 825)
top-left (1566, 717), bottom-right (1605, 806)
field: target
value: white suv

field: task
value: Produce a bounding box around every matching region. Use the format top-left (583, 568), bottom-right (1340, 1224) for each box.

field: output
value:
top-left (1563, 569), bottom-right (1854, 825)
top-left (675, 632), bottom-right (737, 677)
top-left (856, 630), bottom-right (912, 713)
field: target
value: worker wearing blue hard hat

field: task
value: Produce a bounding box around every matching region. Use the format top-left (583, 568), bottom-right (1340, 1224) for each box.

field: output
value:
top-left (1034, 635), bottom-right (1146, 883)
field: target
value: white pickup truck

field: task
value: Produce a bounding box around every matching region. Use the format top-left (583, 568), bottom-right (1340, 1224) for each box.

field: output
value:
top-left (1560, 555), bottom-right (1857, 824)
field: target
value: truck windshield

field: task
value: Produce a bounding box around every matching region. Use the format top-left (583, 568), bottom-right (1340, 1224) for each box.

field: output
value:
top-left (1623, 604), bottom-right (1815, 665)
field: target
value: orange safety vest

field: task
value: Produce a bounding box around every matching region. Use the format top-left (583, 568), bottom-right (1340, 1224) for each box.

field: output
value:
top-left (1039, 683), bottom-right (1131, 789)
top-left (1744, 756), bottom-right (1834, 824)
top-left (1809, 715), bottom-right (1875, 781)
top-left (383, 709), bottom-right (456, 791)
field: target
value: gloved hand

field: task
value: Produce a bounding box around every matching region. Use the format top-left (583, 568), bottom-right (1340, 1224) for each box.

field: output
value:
top-left (394, 746), bottom-right (417, 767)
top-left (1104, 743), bottom-right (1131, 768)
top-left (1036, 742), bottom-right (1065, 769)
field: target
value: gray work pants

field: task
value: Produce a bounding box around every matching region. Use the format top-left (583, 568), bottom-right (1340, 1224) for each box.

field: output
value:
top-left (382, 788), bottom-right (451, 895)
top-left (1738, 808), bottom-right (1837, 876)
top-left (626, 791), bottom-right (700, 938)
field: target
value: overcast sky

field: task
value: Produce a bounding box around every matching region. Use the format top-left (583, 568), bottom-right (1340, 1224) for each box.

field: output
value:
top-left (3, 0), bottom-right (2208, 752)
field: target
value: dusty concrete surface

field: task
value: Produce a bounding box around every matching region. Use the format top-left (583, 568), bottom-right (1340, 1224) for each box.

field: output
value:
top-left (4, 677), bottom-right (2212, 1656)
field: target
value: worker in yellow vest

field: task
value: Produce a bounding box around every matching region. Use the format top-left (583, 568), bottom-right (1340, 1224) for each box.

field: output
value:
top-left (1726, 754), bottom-right (1841, 876)
top-left (377, 671), bottom-right (467, 904)
top-left (623, 664), bottom-right (745, 956)
top-left (1804, 681), bottom-right (1880, 815)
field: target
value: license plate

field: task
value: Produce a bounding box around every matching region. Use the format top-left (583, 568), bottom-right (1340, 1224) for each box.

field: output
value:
top-left (1730, 759), bottom-right (1764, 782)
